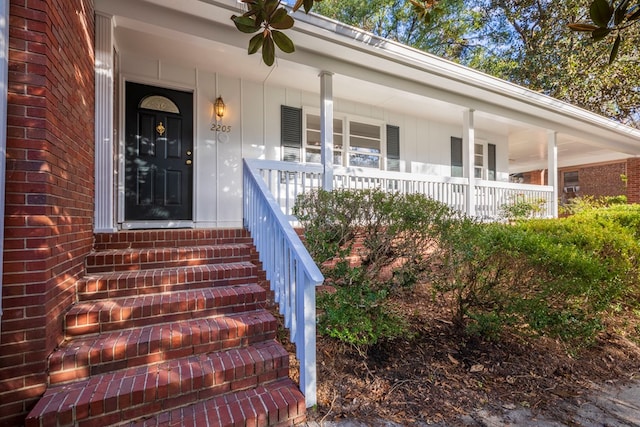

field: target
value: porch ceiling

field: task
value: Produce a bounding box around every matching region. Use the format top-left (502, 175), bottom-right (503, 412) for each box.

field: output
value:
top-left (100, 0), bottom-right (640, 175)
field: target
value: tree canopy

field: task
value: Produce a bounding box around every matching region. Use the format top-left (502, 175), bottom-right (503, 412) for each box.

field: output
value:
top-left (232, 0), bottom-right (640, 127)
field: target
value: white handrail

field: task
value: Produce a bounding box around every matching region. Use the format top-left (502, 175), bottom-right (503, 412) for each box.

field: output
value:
top-left (243, 158), bottom-right (324, 408)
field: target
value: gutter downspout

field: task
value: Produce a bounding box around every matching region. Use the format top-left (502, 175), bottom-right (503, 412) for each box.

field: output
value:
top-left (0, 0), bottom-right (9, 337)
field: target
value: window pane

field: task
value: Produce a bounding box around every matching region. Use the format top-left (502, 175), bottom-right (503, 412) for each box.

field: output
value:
top-left (306, 148), bottom-right (321, 164)
top-left (350, 121), bottom-right (380, 139)
top-left (349, 153), bottom-right (380, 169)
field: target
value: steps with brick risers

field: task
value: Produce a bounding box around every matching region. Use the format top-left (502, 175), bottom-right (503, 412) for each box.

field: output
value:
top-left (76, 262), bottom-right (258, 301)
top-left (125, 378), bottom-right (306, 427)
top-left (25, 229), bottom-right (306, 427)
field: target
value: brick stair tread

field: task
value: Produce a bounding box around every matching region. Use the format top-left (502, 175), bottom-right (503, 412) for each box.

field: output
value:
top-left (125, 378), bottom-right (306, 427)
top-left (77, 261), bottom-right (258, 301)
top-left (49, 311), bottom-right (278, 384)
top-left (93, 229), bottom-right (252, 251)
top-left (65, 284), bottom-right (267, 336)
top-left (85, 244), bottom-right (254, 274)
top-left (26, 341), bottom-right (291, 427)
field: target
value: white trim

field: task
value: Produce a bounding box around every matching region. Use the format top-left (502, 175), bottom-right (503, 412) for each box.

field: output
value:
top-left (319, 71), bottom-right (333, 191)
top-left (95, 13), bottom-right (117, 233)
top-left (463, 109), bottom-right (475, 217)
top-left (0, 0), bottom-right (9, 330)
top-left (548, 130), bottom-right (558, 218)
top-left (122, 220), bottom-right (195, 230)
top-left (118, 75), bottom-right (198, 228)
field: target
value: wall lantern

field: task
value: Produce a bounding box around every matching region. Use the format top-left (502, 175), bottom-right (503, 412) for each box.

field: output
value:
top-left (214, 96), bottom-right (226, 119)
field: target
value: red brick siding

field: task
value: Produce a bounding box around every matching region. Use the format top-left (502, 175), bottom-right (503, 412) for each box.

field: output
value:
top-left (521, 162), bottom-right (627, 201)
top-left (562, 162), bottom-right (627, 198)
top-left (627, 158), bottom-right (640, 204)
top-left (0, 1), bottom-right (95, 425)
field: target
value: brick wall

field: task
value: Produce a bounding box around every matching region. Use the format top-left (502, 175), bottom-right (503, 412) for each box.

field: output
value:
top-left (563, 162), bottom-right (627, 198)
top-left (520, 161), bottom-right (628, 202)
top-left (0, 1), bottom-right (95, 425)
top-left (627, 158), bottom-right (640, 204)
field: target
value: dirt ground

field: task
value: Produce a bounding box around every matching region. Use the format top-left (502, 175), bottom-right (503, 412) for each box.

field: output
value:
top-left (292, 283), bottom-right (640, 426)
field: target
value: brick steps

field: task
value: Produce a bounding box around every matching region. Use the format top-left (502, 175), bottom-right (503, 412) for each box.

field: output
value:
top-left (85, 244), bottom-right (253, 274)
top-left (77, 261), bottom-right (258, 301)
top-left (49, 311), bottom-right (278, 385)
top-left (27, 341), bottom-right (291, 427)
top-left (124, 378), bottom-right (305, 427)
top-left (25, 230), bottom-right (306, 427)
top-left (92, 229), bottom-right (253, 251)
top-left (65, 284), bottom-right (267, 337)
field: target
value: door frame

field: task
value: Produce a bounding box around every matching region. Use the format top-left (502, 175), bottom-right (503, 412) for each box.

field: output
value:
top-left (117, 77), bottom-right (197, 229)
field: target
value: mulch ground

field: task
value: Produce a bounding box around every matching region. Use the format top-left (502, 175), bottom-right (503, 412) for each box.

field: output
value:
top-left (285, 283), bottom-right (640, 426)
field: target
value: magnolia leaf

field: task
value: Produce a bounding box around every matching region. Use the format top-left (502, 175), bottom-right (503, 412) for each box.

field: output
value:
top-left (272, 30), bottom-right (295, 53)
top-left (264, 0), bottom-right (279, 16)
top-left (592, 26), bottom-right (612, 41)
top-left (614, 0), bottom-right (630, 25)
top-left (589, 0), bottom-right (613, 27)
top-left (262, 34), bottom-right (276, 66)
top-left (609, 34), bottom-right (621, 64)
top-left (568, 22), bottom-right (599, 32)
top-left (292, 0), bottom-right (304, 12)
top-left (270, 9), bottom-right (295, 29)
top-left (231, 15), bottom-right (259, 33)
top-left (303, 0), bottom-right (314, 13)
top-left (248, 33), bottom-right (264, 55)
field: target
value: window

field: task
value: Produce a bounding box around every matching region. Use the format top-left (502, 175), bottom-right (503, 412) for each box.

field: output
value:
top-left (451, 137), bottom-right (496, 180)
top-left (281, 106), bottom-right (396, 170)
top-left (305, 113), bottom-right (344, 165)
top-left (563, 171), bottom-right (579, 193)
top-left (348, 120), bottom-right (381, 169)
top-left (474, 143), bottom-right (484, 179)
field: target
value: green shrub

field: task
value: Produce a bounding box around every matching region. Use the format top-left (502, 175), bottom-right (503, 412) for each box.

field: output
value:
top-left (431, 212), bottom-right (640, 344)
top-left (317, 283), bottom-right (406, 353)
top-left (500, 194), bottom-right (546, 221)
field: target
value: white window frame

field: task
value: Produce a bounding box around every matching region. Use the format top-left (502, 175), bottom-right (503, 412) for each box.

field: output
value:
top-left (302, 107), bottom-right (388, 170)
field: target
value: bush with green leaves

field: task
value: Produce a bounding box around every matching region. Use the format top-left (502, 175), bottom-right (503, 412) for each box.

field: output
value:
top-left (559, 195), bottom-right (627, 216)
top-left (294, 188), bottom-right (455, 288)
top-left (317, 281), bottom-right (406, 354)
top-left (294, 189), bottom-right (454, 350)
top-left (431, 211), bottom-right (640, 344)
top-left (500, 194), bottom-right (547, 221)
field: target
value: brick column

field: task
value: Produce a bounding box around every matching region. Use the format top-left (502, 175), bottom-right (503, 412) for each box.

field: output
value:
top-left (626, 158), bottom-right (640, 204)
top-left (0, 1), bottom-right (95, 425)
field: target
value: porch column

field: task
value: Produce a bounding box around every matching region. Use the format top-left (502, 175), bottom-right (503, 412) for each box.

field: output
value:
top-left (547, 130), bottom-right (558, 218)
top-left (319, 71), bottom-right (334, 191)
top-left (95, 13), bottom-right (117, 232)
top-left (463, 109), bottom-right (475, 217)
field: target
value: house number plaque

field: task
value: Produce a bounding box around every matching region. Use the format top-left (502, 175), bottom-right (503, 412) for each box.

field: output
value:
top-left (211, 124), bottom-right (232, 133)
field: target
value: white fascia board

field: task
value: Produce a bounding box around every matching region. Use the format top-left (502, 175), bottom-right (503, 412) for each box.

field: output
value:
top-left (285, 9), bottom-right (640, 147)
top-left (105, 0), bottom-right (640, 151)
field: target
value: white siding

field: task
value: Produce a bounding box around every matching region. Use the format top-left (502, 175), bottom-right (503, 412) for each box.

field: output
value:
top-left (117, 54), bottom-right (510, 228)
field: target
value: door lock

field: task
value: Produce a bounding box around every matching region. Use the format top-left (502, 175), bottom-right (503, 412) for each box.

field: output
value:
top-left (186, 150), bottom-right (192, 156)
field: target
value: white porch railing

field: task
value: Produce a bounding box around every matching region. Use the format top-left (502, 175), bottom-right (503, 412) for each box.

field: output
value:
top-left (242, 158), bottom-right (324, 408)
top-left (249, 159), bottom-right (554, 219)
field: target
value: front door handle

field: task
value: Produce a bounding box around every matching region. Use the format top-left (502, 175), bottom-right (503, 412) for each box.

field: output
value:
top-left (185, 159), bottom-right (192, 165)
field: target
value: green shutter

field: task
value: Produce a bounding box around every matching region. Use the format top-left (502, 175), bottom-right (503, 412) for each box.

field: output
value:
top-left (386, 125), bottom-right (400, 171)
top-left (488, 143), bottom-right (496, 181)
top-left (281, 105), bottom-right (302, 162)
top-left (451, 137), bottom-right (463, 177)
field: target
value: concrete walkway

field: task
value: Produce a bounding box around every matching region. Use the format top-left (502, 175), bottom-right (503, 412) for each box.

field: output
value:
top-left (305, 380), bottom-right (640, 426)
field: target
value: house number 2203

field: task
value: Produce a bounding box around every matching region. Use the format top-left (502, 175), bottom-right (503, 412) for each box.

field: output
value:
top-left (211, 124), bottom-right (232, 133)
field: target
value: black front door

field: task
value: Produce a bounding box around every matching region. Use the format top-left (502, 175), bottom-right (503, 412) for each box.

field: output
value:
top-left (125, 82), bottom-right (194, 221)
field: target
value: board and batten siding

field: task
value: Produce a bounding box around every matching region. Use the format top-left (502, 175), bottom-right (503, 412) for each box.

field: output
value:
top-left (118, 55), bottom-right (509, 227)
